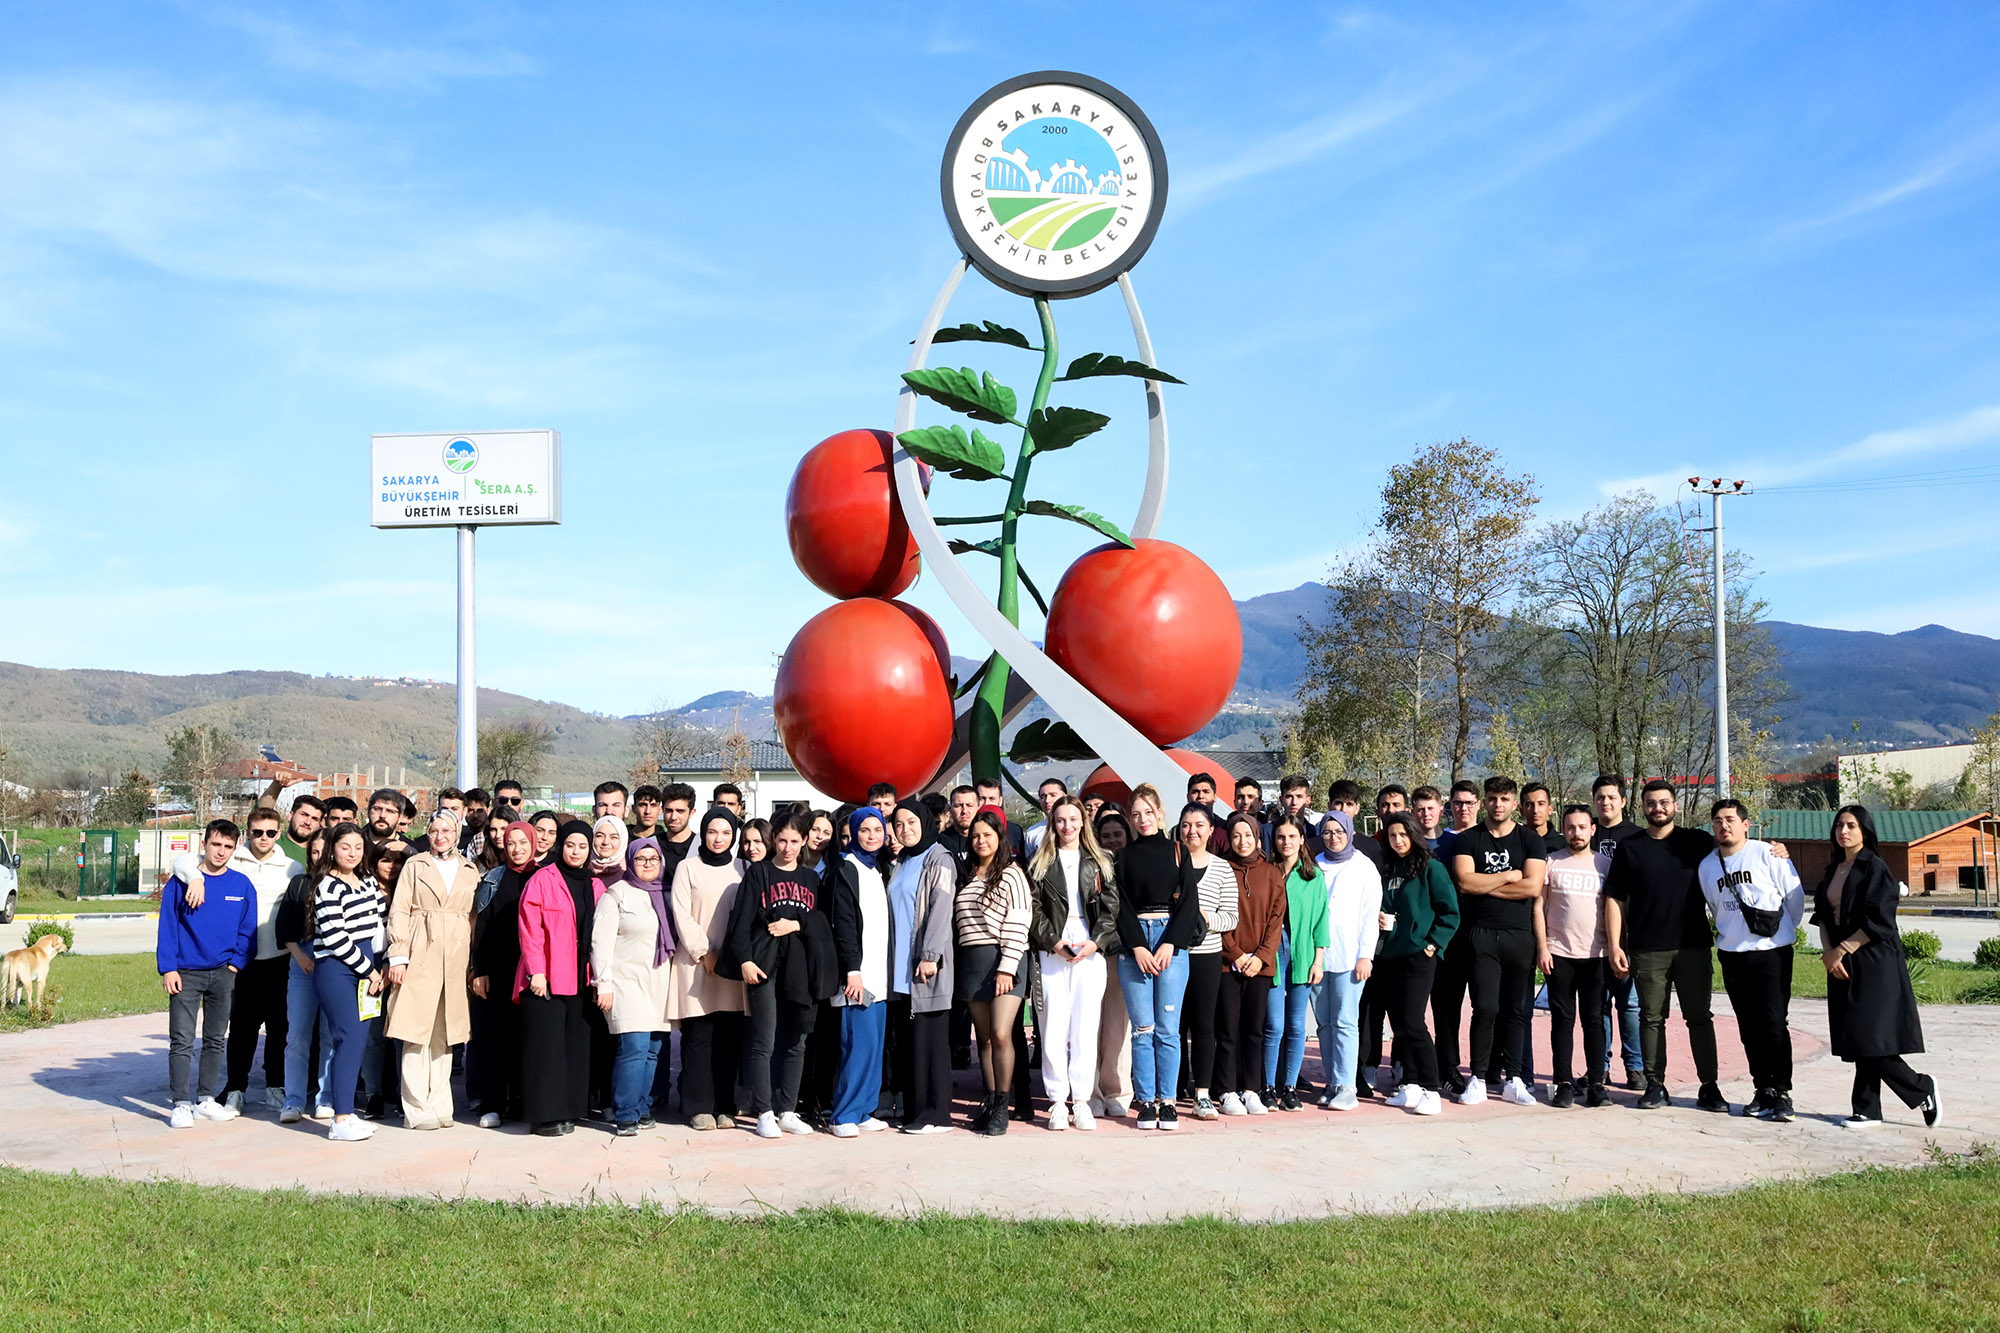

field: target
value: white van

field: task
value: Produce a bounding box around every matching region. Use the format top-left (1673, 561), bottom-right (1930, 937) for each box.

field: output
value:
top-left (0, 831), bottom-right (18, 923)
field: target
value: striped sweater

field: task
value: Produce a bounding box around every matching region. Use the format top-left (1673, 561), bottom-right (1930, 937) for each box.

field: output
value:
top-left (1188, 857), bottom-right (1240, 955)
top-left (312, 872), bottom-right (387, 976)
top-left (953, 864), bottom-right (1034, 975)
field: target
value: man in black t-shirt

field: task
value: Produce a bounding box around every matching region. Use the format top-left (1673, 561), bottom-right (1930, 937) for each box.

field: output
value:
top-left (1590, 775), bottom-right (1647, 1089)
top-left (1604, 779), bottom-right (1724, 1110)
top-left (1521, 782), bottom-right (1564, 856)
top-left (1450, 776), bottom-right (1546, 1106)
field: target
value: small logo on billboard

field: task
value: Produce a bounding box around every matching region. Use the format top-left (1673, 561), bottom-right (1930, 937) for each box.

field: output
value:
top-left (443, 438), bottom-right (479, 473)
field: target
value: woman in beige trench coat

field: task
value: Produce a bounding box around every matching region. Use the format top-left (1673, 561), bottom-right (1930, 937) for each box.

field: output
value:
top-left (384, 808), bottom-right (480, 1129)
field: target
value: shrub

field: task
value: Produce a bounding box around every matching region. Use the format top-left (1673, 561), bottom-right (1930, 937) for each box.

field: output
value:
top-left (1902, 929), bottom-right (1942, 961)
top-left (23, 919), bottom-right (75, 953)
top-left (1975, 935), bottom-right (2000, 970)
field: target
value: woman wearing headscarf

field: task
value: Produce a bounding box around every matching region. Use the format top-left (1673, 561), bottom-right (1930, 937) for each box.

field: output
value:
top-left (828, 806), bottom-right (894, 1137)
top-left (669, 807), bottom-right (748, 1130)
top-left (1261, 813), bottom-right (1330, 1112)
top-left (382, 807), bottom-right (480, 1130)
top-left (887, 799), bottom-right (957, 1133)
top-left (1815, 804), bottom-right (1941, 1129)
top-left (1026, 796), bottom-right (1121, 1130)
top-left (1313, 810), bottom-right (1382, 1112)
top-left (469, 820), bottom-right (538, 1127)
top-left (583, 816), bottom-right (629, 1117)
top-left (1215, 812), bottom-right (1286, 1116)
top-left (593, 834), bottom-right (676, 1135)
top-left (516, 820), bottom-right (602, 1136)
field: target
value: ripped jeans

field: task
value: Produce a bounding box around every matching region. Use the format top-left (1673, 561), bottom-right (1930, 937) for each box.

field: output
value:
top-left (1116, 915), bottom-right (1190, 1105)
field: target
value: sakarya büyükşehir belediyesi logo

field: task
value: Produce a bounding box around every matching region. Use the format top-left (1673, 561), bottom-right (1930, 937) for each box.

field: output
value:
top-left (443, 438), bottom-right (478, 473)
top-left (982, 116), bottom-right (1123, 252)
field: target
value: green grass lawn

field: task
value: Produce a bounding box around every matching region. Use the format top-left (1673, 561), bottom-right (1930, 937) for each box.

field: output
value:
top-left (0, 1154), bottom-right (1993, 1330)
top-left (1712, 949), bottom-right (2000, 1005)
top-left (14, 890), bottom-right (157, 914)
top-left (0, 951), bottom-right (165, 1033)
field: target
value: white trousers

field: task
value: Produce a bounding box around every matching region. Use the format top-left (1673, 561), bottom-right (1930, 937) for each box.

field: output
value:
top-left (1038, 950), bottom-right (1108, 1106)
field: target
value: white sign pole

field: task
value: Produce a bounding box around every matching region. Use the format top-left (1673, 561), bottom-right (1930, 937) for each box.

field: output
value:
top-left (457, 524), bottom-right (478, 792)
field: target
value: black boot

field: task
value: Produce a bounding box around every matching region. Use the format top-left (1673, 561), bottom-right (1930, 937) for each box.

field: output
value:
top-left (982, 1090), bottom-right (1010, 1136)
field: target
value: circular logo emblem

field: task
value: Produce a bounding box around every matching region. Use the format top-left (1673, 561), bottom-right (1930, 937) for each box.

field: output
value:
top-left (941, 71), bottom-right (1167, 299)
top-left (442, 438), bottom-right (478, 473)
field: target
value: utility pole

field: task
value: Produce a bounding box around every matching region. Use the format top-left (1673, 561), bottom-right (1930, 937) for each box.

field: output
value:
top-left (1689, 478), bottom-right (1753, 804)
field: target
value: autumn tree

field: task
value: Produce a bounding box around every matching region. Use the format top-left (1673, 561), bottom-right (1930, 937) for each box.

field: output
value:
top-left (162, 724), bottom-right (236, 821)
top-left (97, 771), bottom-right (157, 826)
top-left (1296, 438), bottom-right (1539, 782)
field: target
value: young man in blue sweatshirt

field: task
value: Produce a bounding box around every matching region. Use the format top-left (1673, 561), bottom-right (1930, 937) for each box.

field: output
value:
top-left (157, 819), bottom-right (258, 1129)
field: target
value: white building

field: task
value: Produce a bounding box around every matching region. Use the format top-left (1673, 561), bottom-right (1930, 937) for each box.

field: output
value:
top-left (659, 740), bottom-right (841, 820)
top-left (1838, 743), bottom-right (1976, 804)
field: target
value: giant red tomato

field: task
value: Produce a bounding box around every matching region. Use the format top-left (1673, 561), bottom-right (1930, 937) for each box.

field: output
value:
top-left (1045, 538), bottom-right (1242, 746)
top-left (1081, 748), bottom-right (1236, 810)
top-left (775, 598), bottom-right (954, 803)
top-left (786, 428), bottom-right (921, 599)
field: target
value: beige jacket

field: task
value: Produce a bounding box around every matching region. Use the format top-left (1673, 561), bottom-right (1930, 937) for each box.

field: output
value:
top-left (667, 854), bottom-right (746, 1019)
top-left (383, 851), bottom-right (479, 1045)
top-left (590, 879), bottom-right (675, 1034)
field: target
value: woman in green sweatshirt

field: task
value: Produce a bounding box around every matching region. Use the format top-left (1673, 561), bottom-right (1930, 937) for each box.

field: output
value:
top-left (1374, 812), bottom-right (1459, 1117)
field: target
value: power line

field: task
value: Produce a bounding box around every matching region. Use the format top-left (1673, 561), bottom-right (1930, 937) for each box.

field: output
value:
top-left (1759, 462), bottom-right (2000, 495)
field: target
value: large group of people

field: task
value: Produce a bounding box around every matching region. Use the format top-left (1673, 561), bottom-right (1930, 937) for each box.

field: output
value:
top-left (153, 767), bottom-right (1944, 1142)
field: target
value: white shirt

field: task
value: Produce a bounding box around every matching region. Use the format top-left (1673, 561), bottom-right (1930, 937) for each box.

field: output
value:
top-left (1024, 822), bottom-right (1049, 855)
top-left (1056, 847), bottom-right (1087, 944)
top-left (837, 854), bottom-right (891, 1004)
top-left (1317, 854), bottom-right (1383, 972)
top-left (1699, 840), bottom-right (1805, 952)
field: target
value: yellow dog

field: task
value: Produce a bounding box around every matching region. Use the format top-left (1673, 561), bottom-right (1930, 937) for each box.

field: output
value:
top-left (2, 934), bottom-right (67, 1008)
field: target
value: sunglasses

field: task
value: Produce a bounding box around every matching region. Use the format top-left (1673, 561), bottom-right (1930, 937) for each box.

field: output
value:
top-left (498, 795), bottom-right (523, 805)
top-left (250, 828), bottom-right (281, 837)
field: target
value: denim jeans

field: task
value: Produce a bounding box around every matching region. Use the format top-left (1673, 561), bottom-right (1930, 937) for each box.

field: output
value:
top-left (833, 1001), bottom-right (888, 1125)
top-left (612, 1030), bottom-right (664, 1126)
top-left (1604, 970), bottom-right (1642, 1073)
top-left (282, 959), bottom-right (335, 1113)
top-left (1311, 965), bottom-right (1364, 1092)
top-left (1115, 917), bottom-right (1189, 1104)
top-left (1264, 934), bottom-right (1317, 1088)
top-left (166, 965), bottom-right (235, 1105)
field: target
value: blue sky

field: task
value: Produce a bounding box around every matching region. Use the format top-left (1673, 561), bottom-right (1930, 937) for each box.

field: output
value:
top-left (5, 2), bottom-right (2000, 717)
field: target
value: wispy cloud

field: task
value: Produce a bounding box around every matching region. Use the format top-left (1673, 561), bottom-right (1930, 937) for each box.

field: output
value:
top-left (1176, 91), bottom-right (1428, 205)
top-left (1769, 120), bottom-right (2000, 238)
top-left (196, 6), bottom-right (535, 91)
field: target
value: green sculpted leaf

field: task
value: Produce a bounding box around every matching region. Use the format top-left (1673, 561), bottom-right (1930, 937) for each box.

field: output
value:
top-left (945, 537), bottom-right (1002, 557)
top-left (902, 367), bottom-right (1020, 425)
top-left (1027, 406), bottom-right (1110, 454)
top-left (1056, 352), bottom-right (1185, 385)
top-left (1022, 499), bottom-right (1134, 548)
top-left (931, 320), bottom-right (1034, 350)
top-left (897, 426), bottom-right (1008, 482)
top-left (1008, 718), bottom-right (1097, 764)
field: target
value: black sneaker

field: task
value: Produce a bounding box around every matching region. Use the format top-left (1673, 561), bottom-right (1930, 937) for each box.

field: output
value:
top-left (615, 1122), bottom-right (638, 1137)
top-left (1696, 1083), bottom-right (1730, 1114)
top-left (1767, 1094), bottom-right (1794, 1123)
top-left (559, 1120), bottom-right (575, 1135)
top-left (637, 1115), bottom-right (656, 1130)
top-left (1157, 1102), bottom-right (1179, 1131)
top-left (532, 1122), bottom-right (563, 1137)
top-left (1550, 1083), bottom-right (1576, 1109)
top-left (1636, 1083), bottom-right (1669, 1110)
top-left (1744, 1089), bottom-right (1773, 1119)
top-left (1624, 1069), bottom-right (1647, 1091)
top-left (1278, 1086), bottom-right (1302, 1112)
top-left (1585, 1083), bottom-right (1610, 1108)
top-left (1922, 1077), bottom-right (1943, 1127)
top-left (1135, 1101), bottom-right (1159, 1130)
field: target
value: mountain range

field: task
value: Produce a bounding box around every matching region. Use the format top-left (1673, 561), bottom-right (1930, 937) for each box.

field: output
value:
top-left (2, 586), bottom-right (1994, 787)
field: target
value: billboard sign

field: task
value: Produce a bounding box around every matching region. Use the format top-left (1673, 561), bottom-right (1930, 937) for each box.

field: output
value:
top-left (370, 429), bottom-right (561, 528)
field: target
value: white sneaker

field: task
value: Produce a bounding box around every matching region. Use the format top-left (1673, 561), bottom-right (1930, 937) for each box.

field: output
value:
top-left (195, 1098), bottom-right (240, 1122)
top-left (858, 1116), bottom-right (889, 1133)
top-left (831, 1122), bottom-right (860, 1138)
top-left (1502, 1077), bottom-right (1536, 1107)
top-left (1241, 1090), bottom-right (1269, 1115)
top-left (1384, 1083), bottom-right (1416, 1108)
top-left (1047, 1104), bottom-right (1069, 1131)
top-left (1412, 1090), bottom-right (1443, 1116)
top-left (1331, 1086), bottom-right (1359, 1111)
top-left (1839, 1114), bottom-right (1884, 1130)
top-left (1099, 1097), bottom-right (1127, 1119)
top-left (264, 1087), bottom-right (286, 1111)
top-left (1219, 1092), bottom-right (1246, 1116)
top-left (1069, 1101), bottom-right (1096, 1131)
top-left (168, 1102), bottom-right (195, 1129)
top-left (223, 1090), bottom-right (244, 1113)
top-left (328, 1117), bottom-right (375, 1142)
top-left (778, 1111), bottom-right (813, 1136)
top-left (754, 1112), bottom-right (782, 1139)
top-left (1455, 1081), bottom-right (1487, 1106)
top-left (313, 1103), bottom-right (335, 1121)
top-left (478, 1112), bottom-right (502, 1129)
top-left (901, 1121), bottom-right (953, 1134)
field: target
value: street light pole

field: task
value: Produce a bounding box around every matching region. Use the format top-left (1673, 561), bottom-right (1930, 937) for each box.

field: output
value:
top-left (1690, 478), bottom-right (1753, 804)
top-left (457, 524), bottom-right (478, 792)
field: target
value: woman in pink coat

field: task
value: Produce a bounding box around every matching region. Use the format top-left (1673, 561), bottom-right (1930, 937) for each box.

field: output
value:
top-left (516, 819), bottom-right (602, 1136)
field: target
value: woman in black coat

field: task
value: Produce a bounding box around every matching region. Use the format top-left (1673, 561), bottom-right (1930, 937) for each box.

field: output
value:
top-left (1813, 805), bottom-right (1941, 1129)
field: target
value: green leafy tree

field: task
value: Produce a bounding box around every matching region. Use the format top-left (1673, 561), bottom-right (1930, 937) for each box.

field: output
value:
top-left (161, 724), bottom-right (236, 821)
top-left (96, 771), bottom-right (155, 826)
top-left (481, 719), bottom-right (555, 787)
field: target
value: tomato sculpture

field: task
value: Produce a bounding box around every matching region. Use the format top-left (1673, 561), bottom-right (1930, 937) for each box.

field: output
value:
top-left (774, 597), bottom-right (954, 803)
top-left (785, 428), bottom-right (921, 599)
top-left (1081, 748), bottom-right (1236, 810)
top-left (1044, 538), bottom-right (1243, 748)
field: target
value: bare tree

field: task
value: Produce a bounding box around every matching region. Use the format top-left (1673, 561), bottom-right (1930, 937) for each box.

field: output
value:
top-left (633, 714), bottom-right (711, 786)
top-left (162, 724), bottom-right (236, 822)
top-left (481, 719), bottom-right (556, 787)
top-left (722, 708), bottom-right (753, 786)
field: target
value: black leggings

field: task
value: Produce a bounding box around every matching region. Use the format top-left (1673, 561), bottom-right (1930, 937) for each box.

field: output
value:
top-left (677, 1011), bottom-right (742, 1118)
top-left (1383, 953), bottom-right (1441, 1091)
top-left (1181, 951), bottom-right (1223, 1093)
top-left (1468, 925), bottom-right (1536, 1084)
top-left (743, 983), bottom-right (816, 1116)
top-left (1214, 969), bottom-right (1273, 1094)
top-left (1546, 955), bottom-right (1607, 1088)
